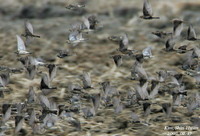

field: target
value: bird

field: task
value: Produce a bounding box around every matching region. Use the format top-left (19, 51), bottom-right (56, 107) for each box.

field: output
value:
top-left (81, 17), bottom-right (93, 32)
top-left (131, 60), bottom-right (148, 80)
top-left (25, 65), bottom-right (36, 80)
top-left (46, 64), bottom-right (57, 81)
top-left (172, 19), bottom-right (185, 37)
top-left (152, 31), bottom-right (172, 39)
top-left (40, 73), bottom-right (57, 95)
top-left (16, 35), bottom-right (31, 55)
top-left (67, 30), bottom-right (86, 45)
top-left (187, 24), bottom-right (199, 41)
top-left (27, 86), bottom-right (36, 103)
top-left (165, 37), bottom-right (176, 51)
top-left (65, 4), bottom-right (85, 10)
top-left (0, 72), bottom-right (10, 87)
top-left (118, 33), bottom-right (136, 55)
top-left (140, 0), bottom-right (160, 19)
top-left (119, 33), bottom-right (129, 52)
top-left (80, 71), bottom-right (92, 89)
top-left (57, 49), bottom-right (74, 58)
top-left (15, 115), bottom-right (24, 133)
top-left (148, 79), bottom-right (160, 99)
top-left (2, 104), bottom-right (12, 123)
top-left (87, 15), bottom-right (100, 30)
top-left (142, 46), bottom-right (153, 58)
top-left (135, 78), bottom-right (149, 100)
top-left (143, 102), bottom-right (151, 116)
top-left (112, 55), bottom-right (123, 67)
top-left (21, 20), bottom-right (40, 45)
top-left (162, 103), bottom-right (172, 118)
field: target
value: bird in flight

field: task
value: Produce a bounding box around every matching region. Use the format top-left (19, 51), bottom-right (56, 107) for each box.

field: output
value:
top-left (140, 0), bottom-right (160, 20)
top-left (16, 35), bottom-right (31, 55)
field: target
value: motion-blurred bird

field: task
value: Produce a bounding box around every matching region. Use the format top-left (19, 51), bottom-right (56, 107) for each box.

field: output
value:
top-left (162, 103), bottom-right (172, 118)
top-left (140, 0), bottom-right (160, 19)
top-left (165, 37), bottom-right (176, 51)
top-left (2, 104), bottom-right (11, 123)
top-left (66, 4), bottom-right (85, 10)
top-left (15, 115), bottom-right (24, 133)
top-left (143, 102), bottom-right (151, 116)
top-left (0, 72), bottom-right (10, 87)
top-left (172, 19), bottom-right (185, 37)
top-left (80, 71), bottom-right (92, 89)
top-left (47, 64), bottom-right (57, 81)
top-left (21, 20), bottom-right (40, 45)
top-left (187, 24), bottom-right (199, 41)
top-left (152, 31), bottom-right (172, 39)
top-left (27, 86), bottom-right (36, 103)
top-left (25, 65), bottom-right (36, 80)
top-left (40, 73), bottom-right (57, 95)
top-left (16, 35), bottom-right (31, 55)
top-left (142, 46), bottom-right (153, 58)
top-left (57, 49), bottom-right (74, 58)
top-left (112, 55), bottom-right (123, 67)
top-left (67, 30), bottom-right (86, 45)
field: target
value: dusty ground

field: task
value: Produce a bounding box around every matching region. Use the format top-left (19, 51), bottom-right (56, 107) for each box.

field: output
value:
top-left (0, 0), bottom-right (200, 135)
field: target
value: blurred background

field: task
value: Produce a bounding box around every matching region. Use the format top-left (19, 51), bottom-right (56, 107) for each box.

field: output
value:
top-left (0, 0), bottom-right (200, 135)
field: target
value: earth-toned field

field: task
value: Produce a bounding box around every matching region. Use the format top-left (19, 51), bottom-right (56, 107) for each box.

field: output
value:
top-left (0, 0), bottom-right (200, 136)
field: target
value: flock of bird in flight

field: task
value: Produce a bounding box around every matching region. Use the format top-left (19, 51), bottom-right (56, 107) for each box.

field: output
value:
top-left (0, 0), bottom-right (200, 135)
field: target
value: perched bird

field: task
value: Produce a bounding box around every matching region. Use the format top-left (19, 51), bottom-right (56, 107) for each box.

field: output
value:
top-left (187, 24), bottom-right (199, 41)
top-left (16, 35), bottom-right (31, 55)
top-left (21, 20), bottom-right (40, 45)
top-left (140, 0), bottom-right (160, 19)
